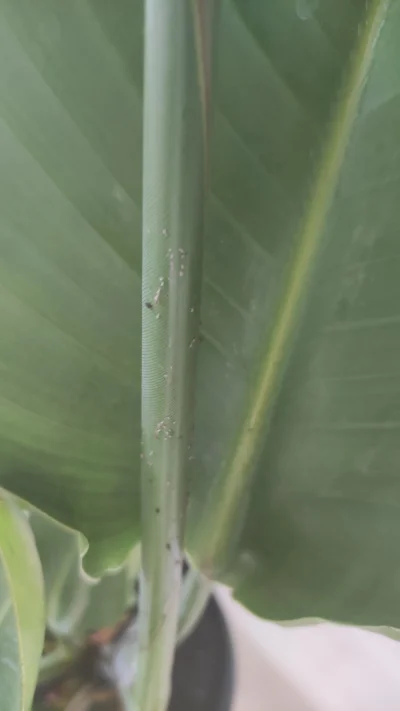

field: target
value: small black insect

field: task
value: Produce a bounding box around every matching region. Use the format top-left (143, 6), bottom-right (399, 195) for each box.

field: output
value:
top-left (145, 301), bottom-right (153, 310)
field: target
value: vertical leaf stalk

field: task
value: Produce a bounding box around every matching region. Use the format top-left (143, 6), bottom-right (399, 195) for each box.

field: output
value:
top-left (135, 2), bottom-right (219, 710)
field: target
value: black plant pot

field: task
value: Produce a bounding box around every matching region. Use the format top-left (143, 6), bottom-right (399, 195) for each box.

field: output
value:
top-left (169, 595), bottom-right (234, 711)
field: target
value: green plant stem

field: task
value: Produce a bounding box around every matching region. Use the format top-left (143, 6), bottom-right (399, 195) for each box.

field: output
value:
top-left (135, 3), bottom-right (219, 711)
top-left (177, 567), bottom-right (211, 644)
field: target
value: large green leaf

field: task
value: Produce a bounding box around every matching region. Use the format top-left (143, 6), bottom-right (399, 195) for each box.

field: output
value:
top-left (0, 495), bottom-right (45, 711)
top-left (196, 0), bottom-right (400, 627)
top-left (0, 0), bottom-right (143, 574)
top-left (1, 0), bottom-right (400, 630)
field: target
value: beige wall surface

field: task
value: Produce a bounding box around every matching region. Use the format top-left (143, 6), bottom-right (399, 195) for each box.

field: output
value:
top-left (217, 588), bottom-right (400, 711)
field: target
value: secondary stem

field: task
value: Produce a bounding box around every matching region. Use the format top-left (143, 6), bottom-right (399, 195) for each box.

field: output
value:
top-left (177, 567), bottom-right (211, 644)
top-left (135, 2), bottom-right (219, 710)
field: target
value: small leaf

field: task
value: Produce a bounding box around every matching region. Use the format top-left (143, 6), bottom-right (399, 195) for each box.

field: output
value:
top-left (0, 495), bottom-right (45, 711)
top-left (30, 512), bottom-right (139, 643)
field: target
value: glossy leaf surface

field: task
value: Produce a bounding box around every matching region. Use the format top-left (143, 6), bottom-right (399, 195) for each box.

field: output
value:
top-left (1, 0), bottom-right (400, 630)
top-left (0, 496), bottom-right (44, 711)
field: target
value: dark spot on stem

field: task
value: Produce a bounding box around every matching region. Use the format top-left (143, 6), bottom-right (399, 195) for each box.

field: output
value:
top-left (145, 301), bottom-right (153, 309)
